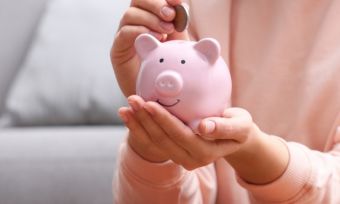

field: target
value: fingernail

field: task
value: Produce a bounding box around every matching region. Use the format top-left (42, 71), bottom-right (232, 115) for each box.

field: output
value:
top-left (161, 6), bottom-right (175, 18)
top-left (159, 21), bottom-right (174, 31)
top-left (118, 112), bottom-right (128, 123)
top-left (204, 120), bottom-right (216, 134)
top-left (128, 100), bottom-right (140, 112)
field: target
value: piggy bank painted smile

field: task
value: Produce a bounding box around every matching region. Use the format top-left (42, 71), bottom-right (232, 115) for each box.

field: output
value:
top-left (135, 34), bottom-right (232, 131)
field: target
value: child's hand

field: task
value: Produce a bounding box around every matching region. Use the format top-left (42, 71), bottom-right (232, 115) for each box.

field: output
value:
top-left (111, 0), bottom-right (189, 97)
top-left (197, 108), bottom-right (290, 184)
top-left (119, 95), bottom-right (251, 169)
top-left (197, 108), bottom-right (256, 148)
top-left (119, 95), bottom-right (289, 184)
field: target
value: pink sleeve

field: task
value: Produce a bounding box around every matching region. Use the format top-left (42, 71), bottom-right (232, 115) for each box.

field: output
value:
top-left (113, 142), bottom-right (217, 204)
top-left (238, 130), bottom-right (340, 203)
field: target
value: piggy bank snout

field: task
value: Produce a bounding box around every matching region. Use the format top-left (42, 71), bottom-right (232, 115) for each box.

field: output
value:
top-left (155, 70), bottom-right (183, 97)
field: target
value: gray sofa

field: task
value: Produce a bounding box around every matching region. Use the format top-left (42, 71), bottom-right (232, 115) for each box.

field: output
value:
top-left (0, 0), bottom-right (128, 203)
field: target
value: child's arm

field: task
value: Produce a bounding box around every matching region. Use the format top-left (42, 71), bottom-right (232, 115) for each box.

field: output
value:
top-left (114, 142), bottom-right (218, 203)
top-left (202, 111), bottom-right (340, 203)
top-left (115, 94), bottom-right (287, 203)
top-left (118, 94), bottom-right (340, 203)
top-left (111, 0), bottom-right (189, 98)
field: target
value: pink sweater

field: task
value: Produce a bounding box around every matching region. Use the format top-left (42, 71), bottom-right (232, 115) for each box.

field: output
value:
top-left (113, 1), bottom-right (340, 203)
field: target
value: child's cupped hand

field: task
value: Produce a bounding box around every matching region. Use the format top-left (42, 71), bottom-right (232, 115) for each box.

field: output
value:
top-left (118, 95), bottom-right (263, 170)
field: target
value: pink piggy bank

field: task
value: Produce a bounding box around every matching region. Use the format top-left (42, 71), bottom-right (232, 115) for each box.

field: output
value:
top-left (135, 34), bottom-right (232, 131)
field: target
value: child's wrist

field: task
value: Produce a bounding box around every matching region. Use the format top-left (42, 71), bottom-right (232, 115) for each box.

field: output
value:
top-left (224, 125), bottom-right (289, 184)
top-left (226, 123), bottom-right (264, 157)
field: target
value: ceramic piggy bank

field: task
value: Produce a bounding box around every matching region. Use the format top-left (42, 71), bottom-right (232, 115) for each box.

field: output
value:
top-left (135, 33), bottom-right (232, 131)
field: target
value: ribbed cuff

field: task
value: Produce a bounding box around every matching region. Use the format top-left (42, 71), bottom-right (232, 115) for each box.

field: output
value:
top-left (237, 138), bottom-right (312, 203)
top-left (119, 142), bottom-right (186, 187)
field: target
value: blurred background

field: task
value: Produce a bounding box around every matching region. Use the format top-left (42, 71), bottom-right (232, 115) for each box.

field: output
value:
top-left (0, 0), bottom-right (129, 203)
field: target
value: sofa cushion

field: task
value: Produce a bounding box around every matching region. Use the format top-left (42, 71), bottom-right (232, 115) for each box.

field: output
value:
top-left (0, 0), bottom-right (48, 114)
top-left (0, 126), bottom-right (126, 204)
top-left (0, 0), bottom-right (129, 126)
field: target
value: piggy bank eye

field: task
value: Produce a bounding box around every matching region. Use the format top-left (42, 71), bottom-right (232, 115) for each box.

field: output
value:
top-left (159, 58), bottom-right (164, 63)
top-left (181, 60), bottom-right (186, 64)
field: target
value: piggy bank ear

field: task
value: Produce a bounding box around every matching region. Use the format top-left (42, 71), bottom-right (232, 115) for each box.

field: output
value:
top-left (134, 34), bottom-right (160, 59)
top-left (194, 38), bottom-right (220, 64)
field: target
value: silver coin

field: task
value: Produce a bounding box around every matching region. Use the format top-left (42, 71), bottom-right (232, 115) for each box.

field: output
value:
top-left (173, 3), bottom-right (189, 32)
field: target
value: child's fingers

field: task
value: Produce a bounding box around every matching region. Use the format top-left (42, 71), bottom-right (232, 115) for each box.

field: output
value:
top-left (118, 107), bottom-right (150, 147)
top-left (119, 107), bottom-right (169, 163)
top-left (127, 96), bottom-right (194, 166)
top-left (143, 101), bottom-right (221, 163)
top-left (198, 116), bottom-right (251, 143)
top-left (143, 101), bottom-right (196, 145)
top-left (136, 100), bottom-right (245, 168)
top-left (112, 25), bottom-right (162, 62)
top-left (167, 30), bottom-right (190, 41)
top-left (166, 0), bottom-right (183, 6)
top-left (120, 7), bottom-right (174, 34)
top-left (129, 96), bottom-right (228, 169)
top-left (223, 107), bottom-right (253, 119)
top-left (132, 0), bottom-right (176, 22)
top-left (112, 25), bottom-right (162, 97)
top-left (118, 107), bottom-right (130, 123)
top-left (197, 107), bottom-right (253, 142)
